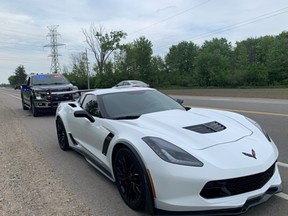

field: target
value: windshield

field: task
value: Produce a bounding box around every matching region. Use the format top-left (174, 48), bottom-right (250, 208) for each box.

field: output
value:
top-left (100, 90), bottom-right (185, 119)
top-left (31, 74), bottom-right (70, 85)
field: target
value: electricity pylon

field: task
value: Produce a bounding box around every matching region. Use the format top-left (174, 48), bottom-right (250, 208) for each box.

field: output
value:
top-left (44, 25), bottom-right (65, 73)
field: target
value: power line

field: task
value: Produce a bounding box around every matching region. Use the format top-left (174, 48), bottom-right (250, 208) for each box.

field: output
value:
top-left (128, 0), bottom-right (211, 36)
top-left (153, 6), bottom-right (288, 53)
top-left (190, 7), bottom-right (288, 41)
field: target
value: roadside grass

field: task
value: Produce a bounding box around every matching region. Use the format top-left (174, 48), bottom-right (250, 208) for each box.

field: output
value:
top-left (160, 88), bottom-right (288, 100)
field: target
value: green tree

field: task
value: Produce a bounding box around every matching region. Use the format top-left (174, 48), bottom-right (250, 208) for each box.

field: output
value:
top-left (150, 55), bottom-right (166, 87)
top-left (114, 43), bottom-right (139, 80)
top-left (93, 61), bottom-right (116, 88)
top-left (165, 41), bottom-right (199, 87)
top-left (63, 53), bottom-right (89, 89)
top-left (233, 37), bottom-right (272, 86)
top-left (266, 31), bottom-right (288, 85)
top-left (113, 36), bottom-right (153, 85)
top-left (83, 25), bottom-right (127, 75)
top-left (14, 65), bottom-right (27, 85)
top-left (133, 36), bottom-right (153, 83)
top-left (195, 38), bottom-right (232, 87)
top-left (8, 75), bottom-right (18, 86)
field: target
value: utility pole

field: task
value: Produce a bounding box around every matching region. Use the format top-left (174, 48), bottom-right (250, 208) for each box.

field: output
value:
top-left (44, 25), bottom-right (65, 73)
top-left (85, 48), bottom-right (90, 89)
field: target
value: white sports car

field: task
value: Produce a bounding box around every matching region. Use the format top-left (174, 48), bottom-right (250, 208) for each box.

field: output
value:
top-left (55, 87), bottom-right (282, 215)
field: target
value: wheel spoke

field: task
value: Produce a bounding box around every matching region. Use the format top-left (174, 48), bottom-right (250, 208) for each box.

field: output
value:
top-left (113, 148), bottom-right (146, 210)
top-left (115, 154), bottom-right (142, 202)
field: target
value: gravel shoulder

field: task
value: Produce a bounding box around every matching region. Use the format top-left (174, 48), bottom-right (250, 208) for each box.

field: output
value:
top-left (0, 101), bottom-right (92, 215)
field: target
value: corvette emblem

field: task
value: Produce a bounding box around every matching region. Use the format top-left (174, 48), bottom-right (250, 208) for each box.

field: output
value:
top-left (242, 149), bottom-right (257, 159)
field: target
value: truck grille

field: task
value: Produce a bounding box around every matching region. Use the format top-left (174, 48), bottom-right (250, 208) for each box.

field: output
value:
top-left (52, 94), bottom-right (72, 101)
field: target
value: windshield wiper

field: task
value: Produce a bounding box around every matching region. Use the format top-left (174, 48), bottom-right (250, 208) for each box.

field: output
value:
top-left (114, 115), bottom-right (140, 120)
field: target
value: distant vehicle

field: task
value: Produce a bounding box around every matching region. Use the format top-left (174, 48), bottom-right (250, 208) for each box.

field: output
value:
top-left (14, 84), bottom-right (20, 90)
top-left (21, 73), bottom-right (79, 117)
top-left (113, 80), bottom-right (149, 88)
top-left (55, 87), bottom-right (281, 215)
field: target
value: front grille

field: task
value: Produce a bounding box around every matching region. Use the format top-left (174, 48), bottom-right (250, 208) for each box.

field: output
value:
top-left (51, 88), bottom-right (70, 92)
top-left (200, 163), bottom-right (275, 199)
top-left (52, 94), bottom-right (72, 101)
top-left (184, 121), bottom-right (226, 134)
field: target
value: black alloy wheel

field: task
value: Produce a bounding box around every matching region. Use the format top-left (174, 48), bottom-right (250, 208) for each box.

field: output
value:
top-left (113, 148), bottom-right (146, 211)
top-left (56, 118), bottom-right (70, 151)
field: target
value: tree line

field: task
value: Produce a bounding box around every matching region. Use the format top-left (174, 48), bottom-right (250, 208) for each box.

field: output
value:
top-left (9, 25), bottom-right (288, 89)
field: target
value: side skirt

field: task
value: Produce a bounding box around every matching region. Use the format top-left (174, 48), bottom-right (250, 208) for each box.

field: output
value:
top-left (68, 133), bottom-right (114, 181)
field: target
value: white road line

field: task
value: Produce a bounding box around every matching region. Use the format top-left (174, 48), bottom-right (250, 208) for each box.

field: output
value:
top-left (2, 91), bottom-right (21, 100)
top-left (277, 162), bottom-right (288, 168)
top-left (276, 162), bottom-right (288, 201)
top-left (276, 192), bottom-right (288, 201)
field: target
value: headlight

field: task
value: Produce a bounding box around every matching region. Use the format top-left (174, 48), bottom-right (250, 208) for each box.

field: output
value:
top-left (246, 117), bottom-right (271, 142)
top-left (35, 92), bottom-right (43, 99)
top-left (142, 137), bottom-right (203, 167)
top-left (35, 91), bottom-right (50, 100)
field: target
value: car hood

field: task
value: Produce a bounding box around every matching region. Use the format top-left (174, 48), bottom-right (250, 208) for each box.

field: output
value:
top-left (33, 84), bottom-right (76, 92)
top-left (123, 109), bottom-right (253, 150)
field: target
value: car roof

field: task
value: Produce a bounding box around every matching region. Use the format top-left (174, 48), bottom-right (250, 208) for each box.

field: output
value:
top-left (85, 87), bottom-right (154, 96)
top-left (120, 80), bottom-right (147, 83)
top-left (30, 73), bottom-right (62, 77)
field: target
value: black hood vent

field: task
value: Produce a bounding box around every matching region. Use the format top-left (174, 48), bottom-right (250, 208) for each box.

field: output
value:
top-left (184, 121), bottom-right (226, 134)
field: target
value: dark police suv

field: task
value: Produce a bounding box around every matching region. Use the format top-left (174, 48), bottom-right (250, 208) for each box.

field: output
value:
top-left (21, 73), bottom-right (79, 117)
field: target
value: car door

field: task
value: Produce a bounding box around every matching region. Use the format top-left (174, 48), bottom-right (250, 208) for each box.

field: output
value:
top-left (22, 77), bottom-right (31, 105)
top-left (70, 94), bottom-right (111, 163)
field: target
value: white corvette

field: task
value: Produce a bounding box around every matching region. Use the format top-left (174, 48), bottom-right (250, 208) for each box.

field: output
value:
top-left (55, 87), bottom-right (282, 215)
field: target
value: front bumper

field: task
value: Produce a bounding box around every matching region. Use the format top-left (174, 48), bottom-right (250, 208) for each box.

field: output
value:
top-left (33, 91), bottom-right (80, 110)
top-left (149, 161), bottom-right (282, 213)
top-left (34, 100), bottom-right (61, 109)
top-left (154, 185), bottom-right (281, 215)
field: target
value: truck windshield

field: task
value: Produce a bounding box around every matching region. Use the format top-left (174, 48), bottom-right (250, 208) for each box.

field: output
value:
top-left (31, 74), bottom-right (70, 85)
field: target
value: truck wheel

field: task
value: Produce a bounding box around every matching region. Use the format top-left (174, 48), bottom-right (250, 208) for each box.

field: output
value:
top-left (21, 96), bottom-right (29, 110)
top-left (31, 101), bottom-right (39, 117)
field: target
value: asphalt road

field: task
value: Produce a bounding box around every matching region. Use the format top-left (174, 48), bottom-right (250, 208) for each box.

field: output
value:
top-left (1, 88), bottom-right (288, 216)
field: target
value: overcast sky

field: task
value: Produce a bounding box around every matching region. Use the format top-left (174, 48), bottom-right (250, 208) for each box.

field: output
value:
top-left (1, 0), bottom-right (288, 84)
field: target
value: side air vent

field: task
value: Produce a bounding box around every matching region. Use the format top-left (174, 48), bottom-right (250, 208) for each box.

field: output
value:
top-left (68, 103), bottom-right (77, 108)
top-left (184, 121), bottom-right (226, 134)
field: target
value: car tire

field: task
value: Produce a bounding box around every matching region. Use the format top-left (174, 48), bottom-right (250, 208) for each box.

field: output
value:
top-left (31, 100), bottom-right (39, 117)
top-left (56, 118), bottom-right (70, 151)
top-left (21, 96), bottom-right (29, 110)
top-left (113, 148), bottom-right (146, 211)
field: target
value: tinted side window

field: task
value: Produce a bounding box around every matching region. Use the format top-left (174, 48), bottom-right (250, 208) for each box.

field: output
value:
top-left (117, 81), bottom-right (123, 86)
top-left (81, 94), bottom-right (100, 117)
top-left (27, 77), bottom-right (31, 85)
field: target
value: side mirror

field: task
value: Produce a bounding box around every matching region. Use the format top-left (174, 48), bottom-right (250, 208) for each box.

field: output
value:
top-left (175, 98), bottom-right (184, 105)
top-left (21, 84), bottom-right (30, 91)
top-left (71, 81), bottom-right (76, 85)
top-left (74, 110), bottom-right (95, 123)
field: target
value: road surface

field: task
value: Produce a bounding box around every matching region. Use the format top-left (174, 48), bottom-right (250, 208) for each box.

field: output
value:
top-left (1, 88), bottom-right (287, 216)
